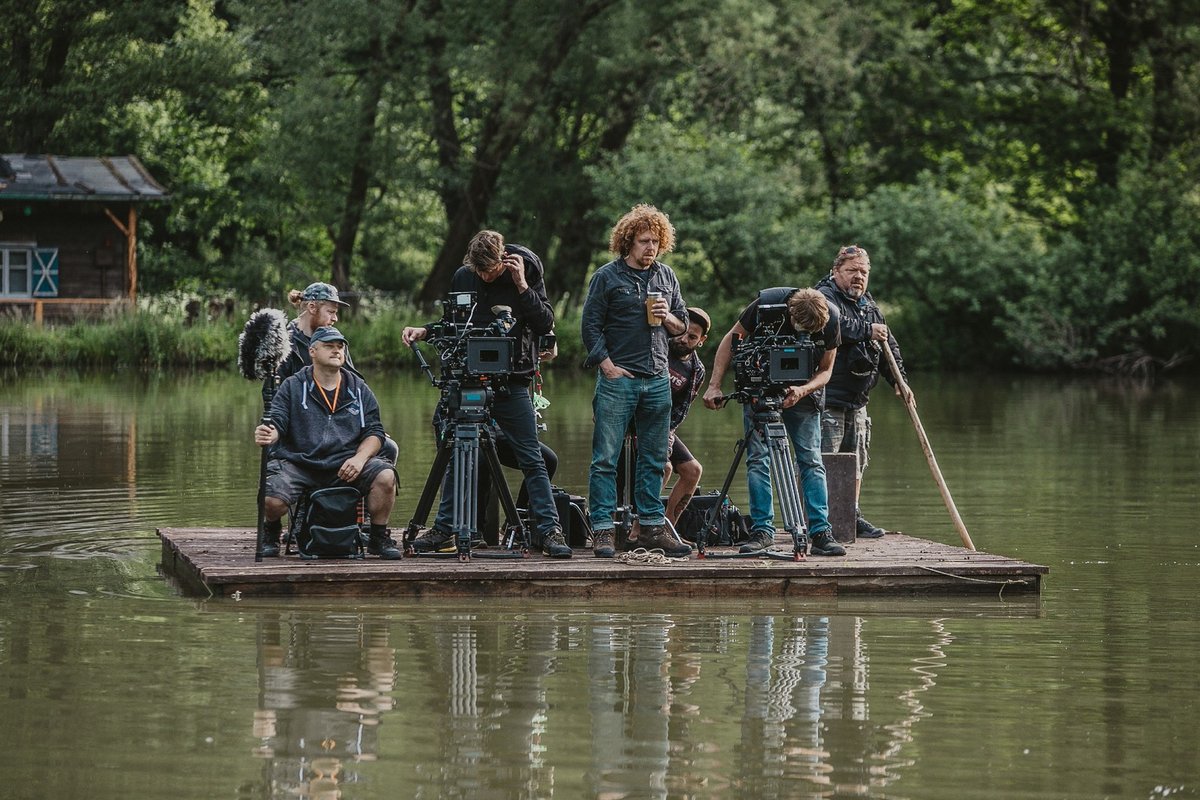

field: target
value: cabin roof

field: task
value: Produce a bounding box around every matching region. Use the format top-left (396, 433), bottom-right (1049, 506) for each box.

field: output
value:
top-left (0, 154), bottom-right (168, 202)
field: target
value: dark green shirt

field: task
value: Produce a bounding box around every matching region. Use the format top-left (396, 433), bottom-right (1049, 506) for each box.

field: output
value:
top-left (580, 259), bottom-right (688, 377)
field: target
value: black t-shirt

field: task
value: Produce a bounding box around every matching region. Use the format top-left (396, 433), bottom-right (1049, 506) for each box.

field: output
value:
top-left (668, 352), bottom-right (704, 431)
top-left (735, 290), bottom-right (840, 412)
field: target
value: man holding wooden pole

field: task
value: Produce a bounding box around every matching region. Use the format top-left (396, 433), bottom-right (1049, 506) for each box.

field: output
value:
top-left (815, 245), bottom-right (911, 540)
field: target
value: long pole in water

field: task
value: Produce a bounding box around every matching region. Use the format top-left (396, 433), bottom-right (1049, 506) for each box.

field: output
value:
top-left (882, 342), bottom-right (976, 551)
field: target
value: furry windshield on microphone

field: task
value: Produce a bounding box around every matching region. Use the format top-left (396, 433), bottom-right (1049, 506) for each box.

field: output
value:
top-left (237, 308), bottom-right (292, 381)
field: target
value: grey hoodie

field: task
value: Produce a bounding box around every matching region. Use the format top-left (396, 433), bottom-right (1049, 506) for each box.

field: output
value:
top-left (268, 366), bottom-right (385, 472)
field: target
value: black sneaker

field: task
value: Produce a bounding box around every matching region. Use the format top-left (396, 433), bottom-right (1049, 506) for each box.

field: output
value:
top-left (592, 530), bottom-right (615, 558)
top-left (810, 529), bottom-right (846, 557)
top-left (739, 529), bottom-right (776, 553)
top-left (541, 528), bottom-right (573, 559)
top-left (638, 524), bottom-right (692, 558)
top-left (368, 530), bottom-right (403, 560)
top-left (856, 514), bottom-right (885, 539)
top-left (410, 528), bottom-right (453, 553)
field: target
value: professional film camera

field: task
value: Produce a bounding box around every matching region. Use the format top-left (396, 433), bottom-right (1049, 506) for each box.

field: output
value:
top-left (729, 293), bottom-right (819, 401)
top-left (423, 291), bottom-right (517, 383)
top-left (405, 292), bottom-right (529, 561)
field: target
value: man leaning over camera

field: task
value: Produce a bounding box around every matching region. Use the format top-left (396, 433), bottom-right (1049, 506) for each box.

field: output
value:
top-left (815, 244), bottom-right (912, 540)
top-left (581, 204), bottom-right (691, 559)
top-left (702, 288), bottom-right (847, 557)
top-left (401, 230), bottom-right (569, 558)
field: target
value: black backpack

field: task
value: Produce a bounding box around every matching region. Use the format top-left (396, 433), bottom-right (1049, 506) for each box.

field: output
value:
top-left (287, 486), bottom-right (364, 560)
top-left (676, 491), bottom-right (751, 546)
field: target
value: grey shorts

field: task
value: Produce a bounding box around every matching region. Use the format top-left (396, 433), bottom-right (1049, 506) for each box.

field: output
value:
top-left (820, 406), bottom-right (871, 479)
top-left (265, 457), bottom-right (396, 507)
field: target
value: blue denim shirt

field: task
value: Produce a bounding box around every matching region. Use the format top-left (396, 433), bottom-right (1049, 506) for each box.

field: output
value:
top-left (580, 259), bottom-right (688, 377)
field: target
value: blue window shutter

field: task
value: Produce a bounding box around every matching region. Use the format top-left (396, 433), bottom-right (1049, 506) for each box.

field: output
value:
top-left (32, 249), bottom-right (59, 297)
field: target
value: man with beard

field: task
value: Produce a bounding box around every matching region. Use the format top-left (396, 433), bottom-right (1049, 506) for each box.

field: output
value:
top-left (581, 204), bottom-right (691, 559)
top-left (663, 306), bottom-right (711, 527)
top-left (815, 245), bottom-right (911, 539)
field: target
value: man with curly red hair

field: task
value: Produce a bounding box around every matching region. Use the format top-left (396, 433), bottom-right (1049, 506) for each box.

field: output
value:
top-left (581, 204), bottom-right (692, 558)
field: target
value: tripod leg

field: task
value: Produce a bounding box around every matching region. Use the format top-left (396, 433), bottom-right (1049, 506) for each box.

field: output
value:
top-left (452, 424), bottom-right (482, 561)
top-left (616, 432), bottom-right (636, 549)
top-left (695, 435), bottom-right (751, 558)
top-left (764, 420), bottom-right (808, 560)
top-left (404, 435), bottom-right (456, 547)
top-left (482, 437), bottom-right (528, 552)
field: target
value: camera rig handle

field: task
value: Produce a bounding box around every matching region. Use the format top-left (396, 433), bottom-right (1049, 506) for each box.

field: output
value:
top-left (409, 341), bottom-right (439, 387)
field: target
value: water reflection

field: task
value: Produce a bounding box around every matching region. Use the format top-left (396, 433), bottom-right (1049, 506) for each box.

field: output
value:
top-left (4, 371), bottom-right (1199, 799)
top-left (251, 614), bottom-right (395, 798)
top-left (236, 608), bottom-right (964, 799)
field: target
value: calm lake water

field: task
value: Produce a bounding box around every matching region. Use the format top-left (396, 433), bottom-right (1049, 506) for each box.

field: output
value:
top-left (1, 368), bottom-right (1198, 799)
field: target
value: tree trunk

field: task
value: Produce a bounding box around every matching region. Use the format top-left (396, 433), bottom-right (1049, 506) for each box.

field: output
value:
top-left (416, 0), bottom-right (617, 305)
top-left (329, 41), bottom-right (388, 293)
top-left (549, 86), bottom-right (643, 305)
top-left (1097, 0), bottom-right (1137, 186)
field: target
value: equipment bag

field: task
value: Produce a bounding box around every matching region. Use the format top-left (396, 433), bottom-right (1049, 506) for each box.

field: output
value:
top-left (676, 491), bottom-right (751, 546)
top-left (289, 486), bottom-right (364, 559)
top-left (552, 486), bottom-right (592, 548)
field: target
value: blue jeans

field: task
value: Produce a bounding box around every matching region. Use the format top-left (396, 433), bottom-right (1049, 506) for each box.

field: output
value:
top-left (434, 385), bottom-right (559, 537)
top-left (588, 373), bottom-right (671, 530)
top-left (744, 402), bottom-right (831, 535)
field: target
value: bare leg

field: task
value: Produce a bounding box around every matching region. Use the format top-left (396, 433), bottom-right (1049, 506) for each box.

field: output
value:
top-left (366, 469), bottom-right (397, 526)
top-left (666, 459), bottom-right (702, 526)
top-left (263, 495), bottom-right (289, 523)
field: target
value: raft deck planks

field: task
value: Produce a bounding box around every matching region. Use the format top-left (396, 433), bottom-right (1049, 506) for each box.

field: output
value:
top-left (157, 528), bottom-right (1047, 598)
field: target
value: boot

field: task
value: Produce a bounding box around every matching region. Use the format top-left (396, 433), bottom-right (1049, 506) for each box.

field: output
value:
top-left (541, 527), bottom-right (573, 559)
top-left (260, 519), bottom-right (282, 558)
top-left (638, 524), bottom-right (692, 558)
top-left (367, 526), bottom-right (403, 560)
top-left (739, 529), bottom-right (775, 554)
top-left (855, 511), bottom-right (885, 539)
top-left (592, 530), bottom-right (615, 558)
top-left (810, 528), bottom-right (847, 557)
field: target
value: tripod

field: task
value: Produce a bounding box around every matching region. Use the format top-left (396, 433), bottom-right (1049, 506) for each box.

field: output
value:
top-left (698, 392), bottom-right (809, 560)
top-left (613, 427), bottom-right (637, 548)
top-left (403, 360), bottom-right (530, 561)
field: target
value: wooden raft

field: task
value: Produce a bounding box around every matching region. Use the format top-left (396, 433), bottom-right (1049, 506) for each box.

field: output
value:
top-left (157, 528), bottom-right (1047, 599)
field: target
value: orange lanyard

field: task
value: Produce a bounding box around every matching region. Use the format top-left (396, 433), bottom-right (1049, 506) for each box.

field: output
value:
top-left (315, 375), bottom-right (341, 414)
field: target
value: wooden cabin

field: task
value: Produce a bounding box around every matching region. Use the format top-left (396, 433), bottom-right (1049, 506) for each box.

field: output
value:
top-left (0, 154), bottom-right (168, 323)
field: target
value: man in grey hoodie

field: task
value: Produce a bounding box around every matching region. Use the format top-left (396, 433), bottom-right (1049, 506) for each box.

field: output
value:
top-left (253, 326), bottom-right (400, 559)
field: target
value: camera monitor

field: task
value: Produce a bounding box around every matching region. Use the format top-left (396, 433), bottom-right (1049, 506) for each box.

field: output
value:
top-left (467, 336), bottom-right (514, 375)
top-left (769, 345), bottom-right (813, 384)
top-left (443, 291), bottom-right (476, 323)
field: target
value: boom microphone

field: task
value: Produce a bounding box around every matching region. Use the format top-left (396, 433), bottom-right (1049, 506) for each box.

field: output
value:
top-left (238, 308), bottom-right (291, 562)
top-left (237, 308), bottom-right (291, 381)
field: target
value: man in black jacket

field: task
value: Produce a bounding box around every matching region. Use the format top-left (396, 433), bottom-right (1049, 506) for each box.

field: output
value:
top-left (815, 245), bottom-right (912, 539)
top-left (402, 230), bottom-right (569, 558)
top-left (254, 326), bottom-right (401, 559)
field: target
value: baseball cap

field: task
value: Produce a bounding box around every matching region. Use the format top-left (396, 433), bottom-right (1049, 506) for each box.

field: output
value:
top-left (686, 307), bottom-right (712, 335)
top-left (309, 326), bottom-right (348, 345)
top-left (300, 282), bottom-right (350, 306)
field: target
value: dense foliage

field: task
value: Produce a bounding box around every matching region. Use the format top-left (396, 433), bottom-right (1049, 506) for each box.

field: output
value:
top-left (3, 0), bottom-right (1198, 372)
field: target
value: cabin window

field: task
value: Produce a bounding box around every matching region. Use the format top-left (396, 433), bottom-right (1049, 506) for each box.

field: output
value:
top-left (1, 246), bottom-right (32, 297)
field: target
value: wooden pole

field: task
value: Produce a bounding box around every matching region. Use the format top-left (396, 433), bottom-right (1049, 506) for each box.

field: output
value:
top-left (127, 205), bottom-right (138, 306)
top-left (882, 343), bottom-right (976, 551)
